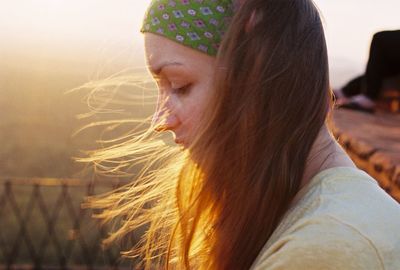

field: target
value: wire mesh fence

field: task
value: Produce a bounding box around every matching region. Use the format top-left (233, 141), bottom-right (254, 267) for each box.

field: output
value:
top-left (0, 177), bottom-right (139, 269)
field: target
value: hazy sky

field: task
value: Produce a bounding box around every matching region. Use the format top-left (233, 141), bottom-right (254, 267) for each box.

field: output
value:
top-left (1, 0), bottom-right (400, 86)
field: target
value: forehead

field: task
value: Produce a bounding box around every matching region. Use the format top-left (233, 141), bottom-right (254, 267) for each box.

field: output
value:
top-left (144, 33), bottom-right (215, 72)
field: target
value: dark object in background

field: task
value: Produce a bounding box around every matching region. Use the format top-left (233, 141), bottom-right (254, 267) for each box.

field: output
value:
top-left (337, 30), bottom-right (400, 113)
top-left (341, 30), bottom-right (400, 100)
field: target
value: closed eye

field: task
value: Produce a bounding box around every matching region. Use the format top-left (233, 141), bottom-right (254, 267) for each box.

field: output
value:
top-left (172, 84), bottom-right (192, 95)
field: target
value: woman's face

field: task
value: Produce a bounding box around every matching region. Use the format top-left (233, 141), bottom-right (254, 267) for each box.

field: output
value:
top-left (144, 33), bottom-right (216, 147)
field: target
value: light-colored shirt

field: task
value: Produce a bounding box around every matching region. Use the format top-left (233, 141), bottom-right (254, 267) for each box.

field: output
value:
top-left (250, 167), bottom-right (400, 270)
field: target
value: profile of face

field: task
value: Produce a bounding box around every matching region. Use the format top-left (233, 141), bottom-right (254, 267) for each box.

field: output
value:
top-left (144, 33), bottom-right (216, 147)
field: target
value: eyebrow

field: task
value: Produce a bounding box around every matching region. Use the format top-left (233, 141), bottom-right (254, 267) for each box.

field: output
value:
top-left (149, 61), bottom-right (183, 75)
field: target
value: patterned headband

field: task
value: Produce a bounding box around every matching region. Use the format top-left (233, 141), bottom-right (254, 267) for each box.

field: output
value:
top-left (141, 0), bottom-right (235, 56)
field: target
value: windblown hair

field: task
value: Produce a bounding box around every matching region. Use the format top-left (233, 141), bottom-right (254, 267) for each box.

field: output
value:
top-left (84, 0), bottom-right (331, 269)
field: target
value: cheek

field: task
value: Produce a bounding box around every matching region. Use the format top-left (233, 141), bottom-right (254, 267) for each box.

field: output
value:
top-left (179, 100), bottom-right (203, 131)
top-left (180, 86), bottom-right (211, 131)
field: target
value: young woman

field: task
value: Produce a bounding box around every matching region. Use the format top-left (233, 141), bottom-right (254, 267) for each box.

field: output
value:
top-left (87, 0), bottom-right (400, 269)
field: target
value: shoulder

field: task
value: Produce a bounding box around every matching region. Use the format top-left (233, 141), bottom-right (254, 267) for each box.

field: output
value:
top-left (252, 217), bottom-right (384, 270)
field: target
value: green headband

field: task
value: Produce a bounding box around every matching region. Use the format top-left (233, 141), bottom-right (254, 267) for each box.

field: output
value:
top-left (141, 0), bottom-right (235, 56)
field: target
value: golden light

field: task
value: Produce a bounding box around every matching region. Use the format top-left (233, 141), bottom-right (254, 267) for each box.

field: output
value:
top-left (1, 1), bottom-right (151, 53)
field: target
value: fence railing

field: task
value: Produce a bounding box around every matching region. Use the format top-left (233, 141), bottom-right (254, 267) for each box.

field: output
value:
top-left (0, 177), bottom-right (138, 269)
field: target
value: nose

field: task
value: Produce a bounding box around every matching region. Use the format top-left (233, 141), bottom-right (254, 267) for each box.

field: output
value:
top-left (152, 110), bottom-right (180, 132)
top-left (152, 98), bottom-right (180, 132)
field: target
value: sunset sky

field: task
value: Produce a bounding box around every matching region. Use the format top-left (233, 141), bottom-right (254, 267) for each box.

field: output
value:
top-left (1, 0), bottom-right (400, 86)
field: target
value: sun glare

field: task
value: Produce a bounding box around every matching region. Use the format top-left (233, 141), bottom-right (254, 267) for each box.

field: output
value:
top-left (1, 0), bottom-right (150, 49)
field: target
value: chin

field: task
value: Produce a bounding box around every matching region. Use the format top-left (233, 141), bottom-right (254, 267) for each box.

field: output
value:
top-left (175, 136), bottom-right (193, 149)
top-left (174, 139), bottom-right (184, 145)
top-left (174, 137), bottom-right (185, 145)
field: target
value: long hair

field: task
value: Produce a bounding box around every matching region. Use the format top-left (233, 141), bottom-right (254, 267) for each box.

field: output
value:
top-left (84, 0), bottom-right (331, 269)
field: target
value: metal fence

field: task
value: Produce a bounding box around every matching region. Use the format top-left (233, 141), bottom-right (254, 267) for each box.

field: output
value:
top-left (0, 177), bottom-right (137, 269)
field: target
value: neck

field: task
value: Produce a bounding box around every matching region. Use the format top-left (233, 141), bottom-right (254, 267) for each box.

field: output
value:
top-left (300, 124), bottom-right (356, 189)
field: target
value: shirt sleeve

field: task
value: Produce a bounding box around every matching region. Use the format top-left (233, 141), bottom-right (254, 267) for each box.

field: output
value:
top-left (252, 217), bottom-right (384, 270)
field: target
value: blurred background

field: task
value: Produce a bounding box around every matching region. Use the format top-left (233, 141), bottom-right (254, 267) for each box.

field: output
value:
top-left (0, 0), bottom-right (399, 268)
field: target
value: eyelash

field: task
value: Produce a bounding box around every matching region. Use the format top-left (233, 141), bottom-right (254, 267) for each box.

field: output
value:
top-left (172, 84), bottom-right (191, 95)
